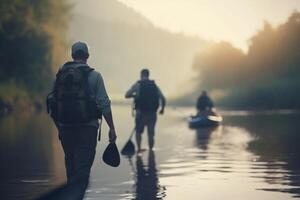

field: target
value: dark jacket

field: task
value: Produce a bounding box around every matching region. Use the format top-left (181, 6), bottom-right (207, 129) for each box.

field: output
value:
top-left (196, 95), bottom-right (214, 111)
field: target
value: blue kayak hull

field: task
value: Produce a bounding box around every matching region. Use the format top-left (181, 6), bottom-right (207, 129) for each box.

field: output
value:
top-left (188, 115), bottom-right (222, 128)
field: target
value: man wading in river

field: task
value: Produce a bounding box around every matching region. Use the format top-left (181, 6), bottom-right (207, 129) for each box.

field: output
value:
top-left (47, 42), bottom-right (117, 199)
top-left (125, 69), bottom-right (166, 153)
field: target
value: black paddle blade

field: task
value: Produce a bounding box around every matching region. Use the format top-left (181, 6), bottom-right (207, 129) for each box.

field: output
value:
top-left (102, 143), bottom-right (120, 167)
top-left (121, 140), bottom-right (135, 156)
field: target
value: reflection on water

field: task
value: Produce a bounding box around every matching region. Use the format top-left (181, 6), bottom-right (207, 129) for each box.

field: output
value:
top-left (127, 151), bottom-right (166, 200)
top-left (0, 112), bottom-right (65, 200)
top-left (1, 106), bottom-right (300, 200)
top-left (229, 114), bottom-right (300, 198)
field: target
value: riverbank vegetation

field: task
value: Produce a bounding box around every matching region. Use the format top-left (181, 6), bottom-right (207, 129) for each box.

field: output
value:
top-left (178, 12), bottom-right (300, 110)
top-left (0, 0), bottom-right (70, 113)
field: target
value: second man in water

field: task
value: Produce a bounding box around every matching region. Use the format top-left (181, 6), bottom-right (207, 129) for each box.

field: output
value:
top-left (125, 69), bottom-right (166, 153)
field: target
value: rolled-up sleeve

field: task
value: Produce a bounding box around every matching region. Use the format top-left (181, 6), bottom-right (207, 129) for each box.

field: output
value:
top-left (95, 73), bottom-right (111, 114)
top-left (125, 82), bottom-right (139, 98)
top-left (157, 86), bottom-right (166, 104)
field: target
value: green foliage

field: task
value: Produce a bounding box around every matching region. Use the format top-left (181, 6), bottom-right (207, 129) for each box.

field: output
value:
top-left (0, 81), bottom-right (28, 101)
top-left (192, 11), bottom-right (300, 109)
top-left (0, 0), bottom-right (70, 94)
top-left (193, 41), bottom-right (246, 89)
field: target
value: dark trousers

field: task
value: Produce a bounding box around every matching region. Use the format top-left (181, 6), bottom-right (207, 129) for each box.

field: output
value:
top-left (59, 126), bottom-right (98, 200)
top-left (135, 111), bottom-right (157, 150)
top-left (135, 111), bottom-right (157, 135)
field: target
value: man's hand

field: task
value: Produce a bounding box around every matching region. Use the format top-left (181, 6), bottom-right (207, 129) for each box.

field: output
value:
top-left (109, 129), bottom-right (117, 143)
top-left (159, 109), bottom-right (164, 115)
top-left (103, 111), bottom-right (117, 143)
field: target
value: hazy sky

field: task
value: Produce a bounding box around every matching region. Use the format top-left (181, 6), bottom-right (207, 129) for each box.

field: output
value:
top-left (119, 0), bottom-right (300, 51)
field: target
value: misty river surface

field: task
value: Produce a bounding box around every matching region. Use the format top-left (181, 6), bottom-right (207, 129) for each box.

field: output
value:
top-left (1, 105), bottom-right (300, 200)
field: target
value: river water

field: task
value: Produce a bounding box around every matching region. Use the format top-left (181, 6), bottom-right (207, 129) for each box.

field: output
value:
top-left (1, 105), bottom-right (300, 200)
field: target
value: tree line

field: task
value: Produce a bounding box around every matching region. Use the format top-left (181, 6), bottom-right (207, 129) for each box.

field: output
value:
top-left (0, 0), bottom-right (69, 109)
top-left (192, 11), bottom-right (300, 109)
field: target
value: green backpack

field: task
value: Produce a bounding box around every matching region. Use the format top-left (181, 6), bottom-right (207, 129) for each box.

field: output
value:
top-left (48, 64), bottom-right (97, 124)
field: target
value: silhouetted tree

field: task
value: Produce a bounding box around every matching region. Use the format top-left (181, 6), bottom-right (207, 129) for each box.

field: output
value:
top-left (191, 11), bottom-right (300, 109)
top-left (0, 0), bottom-right (70, 92)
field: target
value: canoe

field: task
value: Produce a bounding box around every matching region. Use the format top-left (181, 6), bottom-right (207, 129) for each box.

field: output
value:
top-left (188, 114), bottom-right (223, 128)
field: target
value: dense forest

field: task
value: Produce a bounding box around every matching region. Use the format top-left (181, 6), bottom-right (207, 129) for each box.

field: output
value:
top-left (180, 12), bottom-right (300, 110)
top-left (0, 0), bottom-right (69, 111)
top-left (1, 1), bottom-right (299, 111)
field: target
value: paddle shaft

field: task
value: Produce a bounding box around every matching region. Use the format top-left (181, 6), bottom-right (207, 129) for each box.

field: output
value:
top-left (129, 127), bottom-right (135, 140)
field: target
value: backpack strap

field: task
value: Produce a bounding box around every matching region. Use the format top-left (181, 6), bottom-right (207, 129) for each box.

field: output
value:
top-left (77, 66), bottom-right (94, 97)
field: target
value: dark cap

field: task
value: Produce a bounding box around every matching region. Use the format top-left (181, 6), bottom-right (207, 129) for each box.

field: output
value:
top-left (71, 41), bottom-right (89, 55)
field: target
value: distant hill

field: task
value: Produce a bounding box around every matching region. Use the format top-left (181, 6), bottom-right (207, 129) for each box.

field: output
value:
top-left (71, 0), bottom-right (152, 27)
top-left (69, 0), bottom-right (209, 97)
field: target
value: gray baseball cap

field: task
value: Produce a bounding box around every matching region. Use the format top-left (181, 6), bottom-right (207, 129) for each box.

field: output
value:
top-left (71, 41), bottom-right (89, 55)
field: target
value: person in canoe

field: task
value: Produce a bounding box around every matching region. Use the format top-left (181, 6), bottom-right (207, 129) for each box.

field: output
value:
top-left (196, 90), bottom-right (214, 115)
top-left (188, 91), bottom-right (222, 128)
